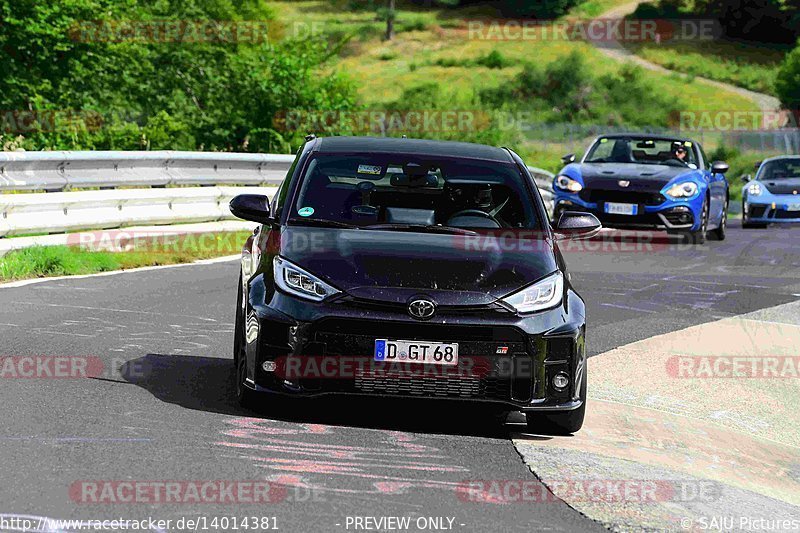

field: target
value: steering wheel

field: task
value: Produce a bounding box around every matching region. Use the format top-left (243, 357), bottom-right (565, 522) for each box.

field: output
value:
top-left (446, 209), bottom-right (502, 228)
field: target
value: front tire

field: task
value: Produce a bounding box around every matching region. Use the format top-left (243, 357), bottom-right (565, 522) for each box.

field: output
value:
top-left (742, 201), bottom-right (767, 229)
top-left (234, 272), bottom-right (257, 410)
top-left (525, 369), bottom-right (587, 435)
top-left (709, 200), bottom-right (727, 240)
top-left (682, 198), bottom-right (708, 244)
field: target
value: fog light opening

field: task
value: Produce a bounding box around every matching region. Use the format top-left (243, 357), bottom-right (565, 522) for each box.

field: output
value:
top-left (262, 361), bottom-right (276, 372)
top-left (552, 372), bottom-right (570, 391)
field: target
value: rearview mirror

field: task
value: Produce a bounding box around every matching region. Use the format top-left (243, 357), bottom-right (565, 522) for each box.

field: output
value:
top-left (229, 194), bottom-right (274, 224)
top-left (553, 211), bottom-right (602, 241)
top-left (711, 161), bottom-right (729, 174)
top-left (561, 153), bottom-right (575, 165)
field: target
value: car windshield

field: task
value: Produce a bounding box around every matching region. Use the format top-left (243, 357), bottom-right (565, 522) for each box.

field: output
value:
top-left (757, 159), bottom-right (800, 180)
top-left (584, 137), bottom-right (698, 167)
top-left (289, 154), bottom-right (541, 231)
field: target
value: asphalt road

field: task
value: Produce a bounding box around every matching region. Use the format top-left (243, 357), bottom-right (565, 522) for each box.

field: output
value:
top-left (1, 222), bottom-right (799, 533)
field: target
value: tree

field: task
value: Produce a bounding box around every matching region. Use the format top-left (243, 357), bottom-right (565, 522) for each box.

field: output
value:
top-left (384, 0), bottom-right (396, 41)
top-left (775, 43), bottom-right (800, 110)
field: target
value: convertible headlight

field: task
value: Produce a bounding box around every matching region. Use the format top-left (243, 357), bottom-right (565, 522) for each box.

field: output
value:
top-left (747, 182), bottom-right (762, 196)
top-left (502, 272), bottom-right (564, 314)
top-left (664, 182), bottom-right (699, 199)
top-left (274, 257), bottom-right (340, 301)
top-left (555, 175), bottom-right (583, 193)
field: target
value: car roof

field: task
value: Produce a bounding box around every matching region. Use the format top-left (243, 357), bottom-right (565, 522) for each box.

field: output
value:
top-left (311, 136), bottom-right (514, 163)
top-left (760, 155), bottom-right (800, 164)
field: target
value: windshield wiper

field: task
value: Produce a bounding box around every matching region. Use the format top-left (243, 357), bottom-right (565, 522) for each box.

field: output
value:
top-left (362, 224), bottom-right (478, 236)
top-left (287, 218), bottom-right (359, 229)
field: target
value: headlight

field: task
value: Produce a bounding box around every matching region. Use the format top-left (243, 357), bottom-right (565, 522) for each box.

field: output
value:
top-left (664, 182), bottom-right (699, 199)
top-left (555, 175), bottom-right (583, 193)
top-left (502, 272), bottom-right (563, 314)
top-left (748, 182), bottom-right (762, 196)
top-left (273, 257), bottom-right (340, 302)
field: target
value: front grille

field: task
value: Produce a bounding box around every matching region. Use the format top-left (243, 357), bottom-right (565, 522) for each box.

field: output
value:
top-left (748, 205), bottom-right (768, 218)
top-left (773, 209), bottom-right (800, 219)
top-left (335, 298), bottom-right (512, 317)
top-left (595, 212), bottom-right (664, 228)
top-left (355, 370), bottom-right (480, 398)
top-left (302, 319), bottom-right (532, 402)
top-left (312, 319), bottom-right (526, 344)
top-left (579, 189), bottom-right (665, 206)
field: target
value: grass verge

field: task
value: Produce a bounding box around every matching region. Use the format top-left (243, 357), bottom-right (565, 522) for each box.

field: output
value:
top-left (0, 231), bottom-right (250, 282)
top-left (625, 39), bottom-right (787, 96)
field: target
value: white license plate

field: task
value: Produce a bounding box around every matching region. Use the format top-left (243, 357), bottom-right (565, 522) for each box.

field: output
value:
top-left (786, 204), bottom-right (800, 211)
top-left (604, 202), bottom-right (638, 215)
top-left (374, 339), bottom-right (458, 366)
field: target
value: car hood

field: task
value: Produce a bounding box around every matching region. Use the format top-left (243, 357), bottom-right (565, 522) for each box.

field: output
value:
top-left (278, 226), bottom-right (557, 306)
top-left (572, 163), bottom-right (696, 191)
top-left (761, 178), bottom-right (800, 195)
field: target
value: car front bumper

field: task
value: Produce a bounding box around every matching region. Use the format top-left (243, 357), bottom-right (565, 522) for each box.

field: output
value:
top-left (744, 199), bottom-right (800, 223)
top-left (242, 276), bottom-right (587, 413)
top-left (554, 191), bottom-right (702, 231)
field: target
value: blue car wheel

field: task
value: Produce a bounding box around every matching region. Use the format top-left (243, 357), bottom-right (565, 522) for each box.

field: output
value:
top-left (681, 198), bottom-right (708, 244)
top-left (709, 199), bottom-right (727, 241)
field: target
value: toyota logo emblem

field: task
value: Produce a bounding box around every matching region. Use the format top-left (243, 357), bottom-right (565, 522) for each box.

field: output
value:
top-left (618, 180), bottom-right (630, 188)
top-left (408, 299), bottom-right (436, 320)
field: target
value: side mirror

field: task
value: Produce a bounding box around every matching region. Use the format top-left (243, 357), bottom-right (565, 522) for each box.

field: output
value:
top-left (561, 153), bottom-right (575, 165)
top-left (553, 211), bottom-right (602, 241)
top-left (229, 194), bottom-right (274, 224)
top-left (711, 161), bottom-right (729, 174)
top-left (741, 174), bottom-right (752, 183)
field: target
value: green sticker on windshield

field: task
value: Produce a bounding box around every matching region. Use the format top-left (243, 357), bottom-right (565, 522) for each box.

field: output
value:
top-left (298, 207), bottom-right (314, 217)
top-left (600, 138), bottom-right (608, 143)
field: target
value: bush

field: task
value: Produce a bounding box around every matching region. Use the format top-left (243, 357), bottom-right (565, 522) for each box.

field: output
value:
top-left (0, 0), bottom-right (357, 153)
top-left (775, 44), bottom-right (800, 110)
top-left (475, 50), bottom-right (510, 69)
top-left (478, 52), bottom-right (680, 126)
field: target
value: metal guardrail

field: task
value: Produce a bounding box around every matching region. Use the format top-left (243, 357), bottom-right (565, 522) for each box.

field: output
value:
top-left (0, 187), bottom-right (277, 238)
top-left (0, 151), bottom-right (295, 192)
top-left (0, 151), bottom-right (554, 239)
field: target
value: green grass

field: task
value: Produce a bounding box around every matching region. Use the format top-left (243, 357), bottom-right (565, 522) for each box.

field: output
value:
top-left (625, 39), bottom-right (788, 96)
top-left (0, 231), bottom-right (250, 282)
top-left (270, 1), bottom-right (759, 116)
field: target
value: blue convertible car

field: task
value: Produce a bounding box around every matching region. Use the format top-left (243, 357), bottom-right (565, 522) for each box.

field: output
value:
top-left (742, 155), bottom-right (800, 228)
top-left (553, 134), bottom-right (730, 244)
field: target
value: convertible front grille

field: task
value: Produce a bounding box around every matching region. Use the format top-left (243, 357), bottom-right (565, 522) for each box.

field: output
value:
top-left (579, 189), bottom-right (666, 206)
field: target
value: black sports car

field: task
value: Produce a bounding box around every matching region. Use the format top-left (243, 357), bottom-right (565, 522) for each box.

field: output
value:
top-left (229, 136), bottom-right (600, 434)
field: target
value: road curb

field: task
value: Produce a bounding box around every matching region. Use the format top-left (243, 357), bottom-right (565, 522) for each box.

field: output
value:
top-left (513, 300), bottom-right (800, 530)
